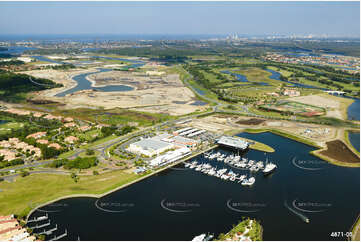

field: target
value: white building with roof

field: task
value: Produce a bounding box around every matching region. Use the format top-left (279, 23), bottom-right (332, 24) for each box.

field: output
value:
top-left (149, 147), bottom-right (191, 167)
top-left (127, 138), bottom-right (174, 157)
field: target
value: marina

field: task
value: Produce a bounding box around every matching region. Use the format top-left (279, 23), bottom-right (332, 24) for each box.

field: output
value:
top-left (27, 132), bottom-right (360, 241)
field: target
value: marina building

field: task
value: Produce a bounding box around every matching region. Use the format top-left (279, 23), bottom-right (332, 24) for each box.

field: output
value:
top-left (127, 138), bottom-right (174, 157)
top-left (217, 136), bottom-right (249, 150)
top-left (151, 133), bottom-right (199, 148)
top-left (149, 147), bottom-right (191, 167)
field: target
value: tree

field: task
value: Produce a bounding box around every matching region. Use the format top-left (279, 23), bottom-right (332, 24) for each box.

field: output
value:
top-left (20, 170), bottom-right (30, 177)
top-left (70, 172), bottom-right (79, 183)
top-left (86, 149), bottom-right (95, 155)
top-left (93, 170), bottom-right (99, 175)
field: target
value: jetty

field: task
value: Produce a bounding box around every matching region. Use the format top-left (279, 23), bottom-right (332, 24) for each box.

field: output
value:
top-left (38, 224), bottom-right (58, 235)
top-left (29, 220), bottom-right (51, 229)
top-left (50, 229), bottom-right (67, 241)
top-left (27, 214), bottom-right (48, 223)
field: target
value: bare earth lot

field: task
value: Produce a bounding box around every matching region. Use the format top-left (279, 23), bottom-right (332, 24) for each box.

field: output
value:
top-left (287, 94), bottom-right (352, 120)
top-left (19, 69), bottom-right (208, 116)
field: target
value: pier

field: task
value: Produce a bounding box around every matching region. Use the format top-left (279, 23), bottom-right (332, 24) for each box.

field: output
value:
top-left (29, 220), bottom-right (51, 229)
top-left (50, 229), bottom-right (67, 241)
top-left (27, 213), bottom-right (48, 223)
top-left (38, 224), bottom-right (58, 235)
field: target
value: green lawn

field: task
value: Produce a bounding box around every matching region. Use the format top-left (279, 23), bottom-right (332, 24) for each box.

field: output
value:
top-left (0, 170), bottom-right (140, 217)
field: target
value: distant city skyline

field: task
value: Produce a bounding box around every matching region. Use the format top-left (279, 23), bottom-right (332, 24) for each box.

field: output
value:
top-left (0, 1), bottom-right (359, 38)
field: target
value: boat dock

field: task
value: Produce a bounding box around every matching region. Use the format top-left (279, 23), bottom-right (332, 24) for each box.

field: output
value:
top-left (27, 214), bottom-right (48, 223)
top-left (29, 220), bottom-right (51, 230)
top-left (38, 224), bottom-right (58, 236)
top-left (50, 229), bottom-right (67, 241)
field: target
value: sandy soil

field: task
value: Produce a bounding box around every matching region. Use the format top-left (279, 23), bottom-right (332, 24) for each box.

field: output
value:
top-left (24, 69), bottom-right (208, 116)
top-left (190, 114), bottom-right (338, 146)
top-left (287, 94), bottom-right (343, 119)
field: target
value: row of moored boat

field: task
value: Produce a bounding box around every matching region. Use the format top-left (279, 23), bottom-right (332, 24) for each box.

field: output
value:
top-left (203, 151), bottom-right (277, 174)
top-left (185, 161), bottom-right (256, 186)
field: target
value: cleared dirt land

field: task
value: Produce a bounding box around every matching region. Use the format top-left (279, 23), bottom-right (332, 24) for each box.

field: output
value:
top-left (20, 68), bottom-right (208, 116)
top-left (320, 140), bottom-right (360, 163)
top-left (288, 93), bottom-right (353, 120)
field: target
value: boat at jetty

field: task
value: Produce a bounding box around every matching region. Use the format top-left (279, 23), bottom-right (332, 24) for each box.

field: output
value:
top-left (241, 177), bottom-right (256, 186)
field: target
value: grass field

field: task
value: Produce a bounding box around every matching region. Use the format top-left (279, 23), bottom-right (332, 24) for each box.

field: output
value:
top-left (0, 121), bottom-right (24, 134)
top-left (260, 100), bottom-right (325, 117)
top-left (58, 107), bottom-right (173, 126)
top-left (243, 128), bottom-right (321, 148)
top-left (0, 170), bottom-right (140, 217)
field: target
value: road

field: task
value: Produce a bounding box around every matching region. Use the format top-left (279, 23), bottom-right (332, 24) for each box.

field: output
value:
top-left (2, 169), bottom-right (70, 181)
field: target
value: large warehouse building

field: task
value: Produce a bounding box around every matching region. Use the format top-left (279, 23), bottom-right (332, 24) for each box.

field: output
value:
top-left (127, 138), bottom-right (174, 157)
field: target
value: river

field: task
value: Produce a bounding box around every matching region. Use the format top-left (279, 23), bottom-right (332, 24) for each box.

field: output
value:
top-left (28, 132), bottom-right (359, 241)
top-left (55, 57), bottom-right (145, 97)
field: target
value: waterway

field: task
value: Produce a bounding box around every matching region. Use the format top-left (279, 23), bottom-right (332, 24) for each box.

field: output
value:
top-left (265, 68), bottom-right (328, 90)
top-left (349, 132), bottom-right (360, 152)
top-left (55, 57), bottom-right (145, 97)
top-left (346, 97), bottom-right (360, 121)
top-left (221, 70), bottom-right (270, 86)
top-left (28, 132), bottom-right (359, 241)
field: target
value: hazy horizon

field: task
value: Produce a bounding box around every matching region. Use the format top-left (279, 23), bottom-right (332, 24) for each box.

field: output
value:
top-left (0, 1), bottom-right (359, 38)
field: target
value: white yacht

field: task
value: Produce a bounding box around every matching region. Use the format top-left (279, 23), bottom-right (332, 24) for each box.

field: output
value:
top-left (263, 162), bottom-right (277, 175)
top-left (241, 177), bottom-right (256, 186)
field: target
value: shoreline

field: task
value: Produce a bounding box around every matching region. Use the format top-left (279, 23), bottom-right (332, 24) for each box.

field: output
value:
top-left (85, 74), bottom-right (137, 90)
top-left (25, 145), bottom-right (217, 221)
top-left (242, 128), bottom-right (360, 168)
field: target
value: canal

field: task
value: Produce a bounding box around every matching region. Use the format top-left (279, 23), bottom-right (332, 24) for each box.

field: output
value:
top-left (28, 132), bottom-right (359, 241)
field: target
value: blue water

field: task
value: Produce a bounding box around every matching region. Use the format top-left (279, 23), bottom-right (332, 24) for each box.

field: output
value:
top-left (28, 132), bottom-right (360, 241)
top-left (221, 70), bottom-right (249, 82)
top-left (345, 97), bottom-right (360, 121)
top-left (31, 55), bottom-right (65, 64)
top-left (193, 87), bottom-right (206, 96)
top-left (55, 57), bottom-right (145, 97)
top-left (265, 69), bottom-right (328, 90)
top-left (221, 70), bottom-right (270, 86)
top-left (55, 69), bottom-right (133, 97)
top-left (349, 132), bottom-right (360, 152)
top-left (0, 46), bottom-right (36, 55)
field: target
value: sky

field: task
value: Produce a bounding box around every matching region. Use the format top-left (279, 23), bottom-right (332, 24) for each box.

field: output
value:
top-left (0, 1), bottom-right (359, 37)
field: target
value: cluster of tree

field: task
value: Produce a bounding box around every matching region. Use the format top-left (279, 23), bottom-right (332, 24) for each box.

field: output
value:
top-left (101, 125), bottom-right (136, 137)
top-left (49, 156), bottom-right (98, 169)
top-left (0, 60), bottom-right (25, 66)
top-left (50, 64), bottom-right (76, 70)
top-left (0, 71), bottom-right (63, 102)
top-left (0, 157), bottom-right (24, 169)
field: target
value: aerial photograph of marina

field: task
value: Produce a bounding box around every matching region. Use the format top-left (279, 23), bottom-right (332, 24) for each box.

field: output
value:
top-left (0, 1), bottom-right (359, 241)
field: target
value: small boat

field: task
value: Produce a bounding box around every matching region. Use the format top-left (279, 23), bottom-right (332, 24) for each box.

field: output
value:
top-left (192, 233), bottom-right (214, 241)
top-left (195, 165), bottom-right (203, 171)
top-left (263, 162), bottom-right (277, 175)
top-left (208, 169), bottom-right (216, 176)
top-left (241, 177), bottom-right (255, 186)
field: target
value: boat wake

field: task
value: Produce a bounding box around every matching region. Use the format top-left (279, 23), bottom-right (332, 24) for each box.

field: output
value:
top-left (284, 199), bottom-right (310, 223)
